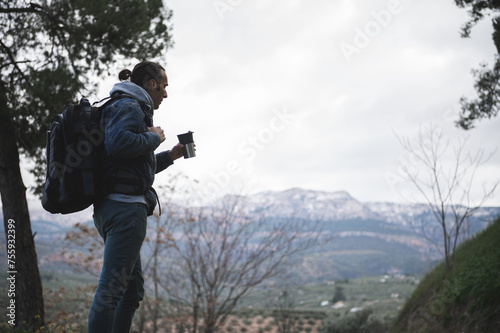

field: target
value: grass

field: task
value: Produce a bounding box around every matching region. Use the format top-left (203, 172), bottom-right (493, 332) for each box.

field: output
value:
top-left (389, 216), bottom-right (500, 333)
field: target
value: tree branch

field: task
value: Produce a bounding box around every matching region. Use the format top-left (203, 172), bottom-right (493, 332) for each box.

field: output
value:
top-left (0, 3), bottom-right (43, 14)
top-left (0, 40), bottom-right (30, 86)
top-left (397, 124), bottom-right (498, 269)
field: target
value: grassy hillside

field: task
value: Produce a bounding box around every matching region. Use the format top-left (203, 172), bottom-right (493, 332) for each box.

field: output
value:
top-left (388, 216), bottom-right (500, 333)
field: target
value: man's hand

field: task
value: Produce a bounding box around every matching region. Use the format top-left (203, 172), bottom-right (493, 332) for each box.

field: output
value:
top-left (168, 143), bottom-right (185, 160)
top-left (168, 142), bottom-right (196, 160)
top-left (147, 126), bottom-right (166, 143)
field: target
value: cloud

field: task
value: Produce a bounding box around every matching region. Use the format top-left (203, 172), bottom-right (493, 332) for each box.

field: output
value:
top-left (122, 0), bottom-right (500, 205)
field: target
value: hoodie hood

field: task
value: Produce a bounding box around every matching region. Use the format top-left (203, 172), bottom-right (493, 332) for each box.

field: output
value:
top-left (109, 81), bottom-right (154, 115)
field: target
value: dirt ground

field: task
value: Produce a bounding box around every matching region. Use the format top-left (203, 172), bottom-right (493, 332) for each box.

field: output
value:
top-left (218, 315), bottom-right (323, 333)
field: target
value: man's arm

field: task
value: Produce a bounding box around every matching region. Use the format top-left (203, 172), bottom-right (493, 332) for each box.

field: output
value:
top-left (156, 143), bottom-right (184, 174)
top-left (104, 100), bottom-right (161, 159)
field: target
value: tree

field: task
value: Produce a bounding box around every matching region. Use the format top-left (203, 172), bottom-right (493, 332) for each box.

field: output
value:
top-left (135, 178), bottom-right (185, 333)
top-left (454, 0), bottom-right (500, 129)
top-left (61, 222), bottom-right (103, 277)
top-left (396, 125), bottom-right (498, 269)
top-left (159, 196), bottom-right (322, 333)
top-left (0, 0), bottom-right (173, 328)
top-left (271, 288), bottom-right (299, 333)
top-left (331, 286), bottom-right (346, 304)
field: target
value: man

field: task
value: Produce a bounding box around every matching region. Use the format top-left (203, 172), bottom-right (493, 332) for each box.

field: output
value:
top-left (88, 61), bottom-right (184, 332)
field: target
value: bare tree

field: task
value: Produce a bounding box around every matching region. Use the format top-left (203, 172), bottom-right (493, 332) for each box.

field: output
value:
top-left (396, 125), bottom-right (498, 269)
top-left (135, 209), bottom-right (176, 333)
top-left (61, 222), bottom-right (103, 277)
top-left (159, 195), bottom-right (322, 333)
top-left (137, 179), bottom-right (183, 333)
top-left (271, 288), bottom-right (299, 333)
top-left (58, 179), bottom-right (324, 331)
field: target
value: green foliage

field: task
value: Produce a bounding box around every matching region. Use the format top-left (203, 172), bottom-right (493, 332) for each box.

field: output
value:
top-left (392, 261), bottom-right (448, 327)
top-left (331, 286), bottom-right (346, 304)
top-left (0, 0), bottom-right (173, 192)
top-left (441, 222), bottom-right (500, 321)
top-left (389, 217), bottom-right (500, 332)
top-left (457, 56), bottom-right (500, 130)
top-left (454, 0), bottom-right (500, 129)
top-left (454, 0), bottom-right (500, 41)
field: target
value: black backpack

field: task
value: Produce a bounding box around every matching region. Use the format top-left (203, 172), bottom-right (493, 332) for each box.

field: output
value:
top-left (41, 95), bottom-right (133, 214)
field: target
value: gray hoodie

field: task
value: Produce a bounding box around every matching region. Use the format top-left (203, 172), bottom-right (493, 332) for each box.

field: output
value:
top-left (110, 81), bottom-right (155, 123)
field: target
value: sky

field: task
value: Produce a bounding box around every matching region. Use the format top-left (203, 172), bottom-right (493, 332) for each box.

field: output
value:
top-left (24, 0), bottom-right (500, 207)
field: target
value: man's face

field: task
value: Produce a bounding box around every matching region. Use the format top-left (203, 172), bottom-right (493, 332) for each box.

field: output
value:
top-left (148, 69), bottom-right (168, 110)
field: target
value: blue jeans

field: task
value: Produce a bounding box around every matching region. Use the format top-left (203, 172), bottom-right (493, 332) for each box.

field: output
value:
top-left (88, 199), bottom-right (148, 333)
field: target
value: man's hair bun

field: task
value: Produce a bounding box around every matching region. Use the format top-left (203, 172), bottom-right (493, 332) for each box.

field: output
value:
top-left (119, 69), bottom-right (132, 81)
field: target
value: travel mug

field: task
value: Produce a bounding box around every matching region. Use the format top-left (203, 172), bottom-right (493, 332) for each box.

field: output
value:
top-left (177, 131), bottom-right (195, 159)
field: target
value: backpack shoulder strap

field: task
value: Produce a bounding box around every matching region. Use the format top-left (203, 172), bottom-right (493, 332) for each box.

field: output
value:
top-left (95, 94), bottom-right (137, 110)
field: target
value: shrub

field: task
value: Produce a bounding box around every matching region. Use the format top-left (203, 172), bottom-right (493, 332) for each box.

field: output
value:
top-left (319, 309), bottom-right (390, 333)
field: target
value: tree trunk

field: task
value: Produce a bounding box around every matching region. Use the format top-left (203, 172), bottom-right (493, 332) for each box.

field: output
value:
top-left (0, 116), bottom-right (45, 328)
top-left (153, 244), bottom-right (159, 333)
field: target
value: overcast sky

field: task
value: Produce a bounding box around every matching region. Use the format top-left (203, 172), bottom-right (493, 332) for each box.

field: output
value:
top-left (95, 0), bottom-right (499, 206)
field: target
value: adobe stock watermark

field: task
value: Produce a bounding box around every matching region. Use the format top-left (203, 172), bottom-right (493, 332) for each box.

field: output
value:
top-left (383, 124), bottom-right (448, 204)
top-left (201, 107), bottom-right (296, 199)
top-left (340, 0), bottom-right (405, 63)
top-left (407, 279), bottom-right (465, 332)
top-left (384, 139), bottom-right (427, 204)
top-left (213, 0), bottom-right (246, 20)
top-left (442, 105), bottom-right (461, 125)
top-left (6, 219), bottom-right (16, 326)
top-left (384, 106), bottom-right (466, 202)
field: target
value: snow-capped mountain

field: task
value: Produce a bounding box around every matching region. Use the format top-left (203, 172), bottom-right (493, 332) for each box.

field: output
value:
top-left (235, 188), bottom-right (500, 227)
top-left (2, 187), bottom-right (499, 279)
top-left (4, 187), bottom-right (500, 231)
top-left (242, 188), bottom-right (377, 220)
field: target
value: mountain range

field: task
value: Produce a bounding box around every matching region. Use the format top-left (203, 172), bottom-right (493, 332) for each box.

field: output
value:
top-left (1, 187), bottom-right (500, 281)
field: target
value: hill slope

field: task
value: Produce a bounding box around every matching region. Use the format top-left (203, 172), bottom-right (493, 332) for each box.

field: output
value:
top-left (389, 216), bottom-right (500, 333)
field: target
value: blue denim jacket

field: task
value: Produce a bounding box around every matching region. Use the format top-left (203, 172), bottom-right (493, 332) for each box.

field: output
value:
top-left (100, 82), bottom-right (173, 196)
